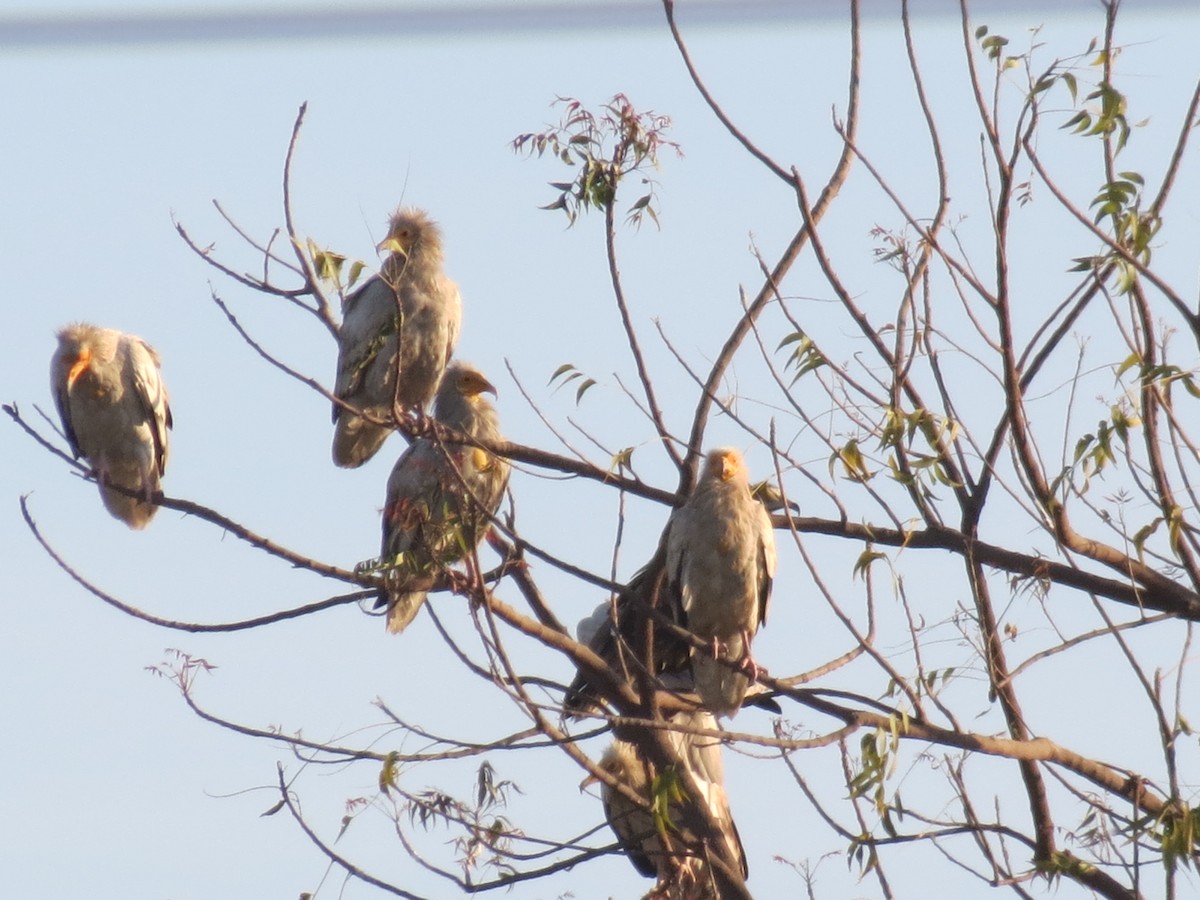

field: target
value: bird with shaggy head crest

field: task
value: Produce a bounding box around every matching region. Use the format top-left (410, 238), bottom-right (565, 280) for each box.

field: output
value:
top-left (50, 323), bottom-right (173, 528)
top-left (331, 207), bottom-right (462, 467)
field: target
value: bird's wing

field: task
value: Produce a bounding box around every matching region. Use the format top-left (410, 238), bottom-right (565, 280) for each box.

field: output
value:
top-left (755, 499), bottom-right (776, 627)
top-left (49, 347), bottom-right (82, 458)
top-left (381, 441), bottom-right (476, 572)
top-left (663, 506), bottom-right (693, 620)
top-left (676, 709), bottom-right (724, 785)
top-left (562, 550), bottom-right (690, 717)
top-left (600, 745), bottom-right (659, 879)
top-left (125, 336), bottom-right (172, 476)
top-left (380, 441), bottom-right (436, 553)
top-left (333, 276), bottom-right (393, 419)
top-left (675, 709), bottom-right (749, 879)
top-left (442, 278), bottom-right (462, 362)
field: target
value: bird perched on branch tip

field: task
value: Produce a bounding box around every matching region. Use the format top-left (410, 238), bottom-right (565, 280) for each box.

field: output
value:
top-left (50, 323), bottom-right (173, 529)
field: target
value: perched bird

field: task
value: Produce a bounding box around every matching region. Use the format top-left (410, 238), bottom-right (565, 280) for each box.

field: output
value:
top-left (50, 323), bottom-right (173, 529)
top-left (665, 448), bottom-right (776, 716)
top-left (563, 561), bottom-right (691, 718)
top-left (331, 207), bottom-right (462, 468)
top-left (564, 593), bottom-right (781, 718)
top-left (373, 363), bottom-right (509, 632)
top-left (588, 708), bottom-right (748, 896)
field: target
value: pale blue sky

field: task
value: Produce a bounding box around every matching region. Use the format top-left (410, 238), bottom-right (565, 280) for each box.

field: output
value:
top-left (3, 2), bottom-right (1199, 898)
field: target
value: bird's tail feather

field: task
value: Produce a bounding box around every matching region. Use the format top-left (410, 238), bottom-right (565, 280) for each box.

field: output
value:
top-left (332, 415), bottom-right (391, 468)
top-left (99, 465), bottom-right (159, 529)
top-left (691, 637), bottom-right (749, 717)
top-left (385, 590), bottom-right (429, 634)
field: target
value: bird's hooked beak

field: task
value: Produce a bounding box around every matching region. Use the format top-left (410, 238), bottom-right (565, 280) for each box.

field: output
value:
top-left (579, 772), bottom-right (600, 792)
top-left (718, 450), bottom-right (740, 482)
top-left (65, 346), bottom-right (92, 389)
top-left (461, 372), bottom-right (498, 399)
top-left (377, 236), bottom-right (408, 257)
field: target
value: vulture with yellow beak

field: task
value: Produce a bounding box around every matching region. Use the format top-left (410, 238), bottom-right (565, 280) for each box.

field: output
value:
top-left (50, 323), bottom-right (173, 529)
top-left (590, 706), bottom-right (748, 896)
top-left (332, 207), bottom-right (462, 467)
top-left (665, 448), bottom-right (775, 716)
top-left (373, 363), bottom-right (508, 632)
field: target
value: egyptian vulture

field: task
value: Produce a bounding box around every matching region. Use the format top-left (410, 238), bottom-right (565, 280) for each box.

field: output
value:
top-left (50, 323), bottom-right (173, 529)
top-left (590, 707), bottom-right (748, 896)
top-left (665, 448), bottom-right (775, 716)
top-left (332, 207), bottom-right (462, 467)
top-left (374, 363), bottom-right (508, 632)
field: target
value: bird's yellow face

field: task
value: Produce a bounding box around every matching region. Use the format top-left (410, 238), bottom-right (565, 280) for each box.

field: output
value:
top-left (456, 369), bottom-right (498, 402)
top-left (377, 224), bottom-right (414, 258)
top-left (600, 753), bottom-right (626, 780)
top-left (710, 448), bottom-right (744, 482)
top-left (63, 343), bottom-right (93, 390)
top-left (580, 746), bottom-right (628, 790)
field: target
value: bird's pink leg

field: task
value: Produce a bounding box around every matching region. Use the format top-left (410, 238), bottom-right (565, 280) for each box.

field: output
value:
top-left (737, 628), bottom-right (763, 682)
top-left (446, 554), bottom-right (486, 600)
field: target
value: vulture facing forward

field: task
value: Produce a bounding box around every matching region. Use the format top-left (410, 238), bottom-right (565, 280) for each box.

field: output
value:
top-left (373, 363), bottom-right (509, 633)
top-left (332, 207), bottom-right (462, 468)
top-left (665, 448), bottom-right (776, 716)
top-left (590, 707), bottom-right (748, 897)
top-left (50, 323), bottom-right (173, 529)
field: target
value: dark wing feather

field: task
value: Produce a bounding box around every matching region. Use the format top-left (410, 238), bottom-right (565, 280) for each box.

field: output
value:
top-left (757, 539), bottom-right (772, 628)
top-left (332, 275), bottom-right (393, 422)
top-left (126, 337), bottom-right (172, 476)
top-left (754, 494), bottom-right (776, 628)
top-left (563, 550), bottom-right (691, 716)
top-left (51, 374), bottom-right (82, 458)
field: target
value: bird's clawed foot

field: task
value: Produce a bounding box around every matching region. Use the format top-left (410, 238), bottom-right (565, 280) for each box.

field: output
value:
top-left (403, 407), bottom-right (431, 437)
top-left (448, 556), bottom-right (488, 603)
top-left (737, 628), bottom-right (763, 682)
top-left (738, 654), bottom-right (763, 683)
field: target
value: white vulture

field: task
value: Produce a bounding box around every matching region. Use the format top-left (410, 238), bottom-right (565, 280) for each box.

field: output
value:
top-left (374, 363), bottom-right (508, 632)
top-left (665, 448), bottom-right (776, 716)
top-left (332, 207), bottom-right (462, 468)
top-left (50, 323), bottom-right (173, 529)
top-left (589, 708), bottom-right (748, 896)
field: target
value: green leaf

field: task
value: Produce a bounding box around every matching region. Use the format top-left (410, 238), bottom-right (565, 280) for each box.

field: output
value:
top-left (830, 438), bottom-right (872, 482)
top-left (1062, 72), bottom-right (1078, 103)
top-left (853, 548), bottom-right (886, 580)
top-left (777, 331), bottom-right (806, 350)
top-left (610, 447), bottom-right (635, 473)
top-left (575, 378), bottom-right (597, 404)
top-left (379, 751), bottom-right (400, 794)
top-left (548, 363), bottom-right (577, 385)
